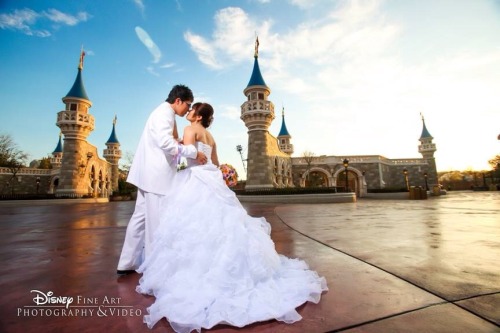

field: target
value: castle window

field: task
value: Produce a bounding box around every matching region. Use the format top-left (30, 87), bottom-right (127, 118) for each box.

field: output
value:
top-left (251, 92), bottom-right (256, 100)
top-left (258, 93), bottom-right (264, 100)
top-left (70, 103), bottom-right (77, 111)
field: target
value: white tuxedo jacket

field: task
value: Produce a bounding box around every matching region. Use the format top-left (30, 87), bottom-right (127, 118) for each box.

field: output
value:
top-left (127, 102), bottom-right (196, 195)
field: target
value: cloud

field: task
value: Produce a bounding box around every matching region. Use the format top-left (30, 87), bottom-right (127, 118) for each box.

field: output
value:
top-left (184, 7), bottom-right (272, 69)
top-left (0, 7), bottom-right (90, 37)
top-left (218, 104), bottom-right (241, 120)
top-left (133, 0), bottom-right (145, 13)
top-left (184, 30), bottom-right (221, 69)
top-left (288, 0), bottom-right (315, 9)
top-left (135, 26), bottom-right (161, 63)
top-left (160, 63), bottom-right (175, 68)
top-left (43, 9), bottom-right (90, 26)
top-left (146, 66), bottom-right (160, 76)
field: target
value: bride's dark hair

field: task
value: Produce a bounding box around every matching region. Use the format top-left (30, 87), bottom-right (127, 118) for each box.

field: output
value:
top-left (195, 103), bottom-right (214, 128)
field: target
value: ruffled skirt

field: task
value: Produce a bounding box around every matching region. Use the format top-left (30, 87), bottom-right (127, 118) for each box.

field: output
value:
top-left (136, 164), bottom-right (328, 332)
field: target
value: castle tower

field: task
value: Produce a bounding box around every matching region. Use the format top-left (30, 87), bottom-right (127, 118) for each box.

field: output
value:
top-left (103, 116), bottom-right (122, 192)
top-left (418, 115), bottom-right (438, 187)
top-left (277, 107), bottom-right (293, 155)
top-left (240, 37), bottom-right (276, 190)
top-left (55, 49), bottom-right (96, 197)
top-left (50, 132), bottom-right (63, 169)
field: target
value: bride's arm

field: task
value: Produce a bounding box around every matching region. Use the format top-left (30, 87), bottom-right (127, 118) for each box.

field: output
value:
top-left (212, 141), bottom-right (220, 167)
top-left (183, 126), bottom-right (196, 145)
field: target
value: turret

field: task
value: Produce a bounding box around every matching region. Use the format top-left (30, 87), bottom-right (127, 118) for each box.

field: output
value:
top-left (418, 114), bottom-right (438, 187)
top-left (56, 48), bottom-right (94, 140)
top-left (103, 116), bottom-right (122, 191)
top-left (418, 115), bottom-right (436, 159)
top-left (240, 37), bottom-right (276, 190)
top-left (277, 107), bottom-right (293, 155)
top-left (55, 49), bottom-right (96, 197)
top-left (50, 132), bottom-right (63, 168)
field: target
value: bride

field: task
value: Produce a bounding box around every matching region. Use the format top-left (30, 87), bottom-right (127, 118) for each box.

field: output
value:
top-left (136, 103), bottom-right (328, 333)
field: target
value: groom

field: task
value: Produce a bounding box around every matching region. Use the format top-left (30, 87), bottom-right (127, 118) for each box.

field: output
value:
top-left (117, 84), bottom-right (207, 275)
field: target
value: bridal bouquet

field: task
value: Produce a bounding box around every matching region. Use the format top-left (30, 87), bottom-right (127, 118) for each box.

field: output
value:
top-left (220, 164), bottom-right (238, 187)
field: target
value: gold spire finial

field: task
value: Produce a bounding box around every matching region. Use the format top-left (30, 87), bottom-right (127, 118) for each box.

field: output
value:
top-left (113, 115), bottom-right (117, 126)
top-left (282, 106), bottom-right (285, 117)
top-left (78, 45), bottom-right (86, 70)
top-left (254, 36), bottom-right (259, 58)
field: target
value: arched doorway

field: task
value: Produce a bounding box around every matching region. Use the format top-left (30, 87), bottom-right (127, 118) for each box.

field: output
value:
top-left (335, 168), bottom-right (363, 196)
top-left (302, 167), bottom-right (332, 187)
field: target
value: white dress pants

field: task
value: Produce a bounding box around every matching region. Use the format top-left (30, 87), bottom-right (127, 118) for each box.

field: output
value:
top-left (117, 189), bottom-right (163, 270)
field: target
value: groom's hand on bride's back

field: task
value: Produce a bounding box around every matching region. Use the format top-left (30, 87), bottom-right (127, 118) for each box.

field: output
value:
top-left (196, 151), bottom-right (207, 165)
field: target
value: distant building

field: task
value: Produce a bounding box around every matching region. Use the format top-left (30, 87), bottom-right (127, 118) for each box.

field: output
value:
top-left (241, 39), bottom-right (438, 196)
top-left (0, 51), bottom-right (121, 198)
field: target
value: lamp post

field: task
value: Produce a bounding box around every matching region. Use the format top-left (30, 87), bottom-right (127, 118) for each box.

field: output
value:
top-left (343, 159), bottom-right (349, 192)
top-left (423, 172), bottom-right (429, 191)
top-left (403, 168), bottom-right (409, 191)
top-left (236, 145), bottom-right (247, 174)
top-left (36, 177), bottom-right (40, 194)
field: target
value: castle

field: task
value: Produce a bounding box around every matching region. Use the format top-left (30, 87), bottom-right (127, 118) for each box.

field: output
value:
top-left (0, 51), bottom-right (122, 198)
top-left (1, 43), bottom-right (437, 198)
top-left (240, 39), bottom-right (438, 196)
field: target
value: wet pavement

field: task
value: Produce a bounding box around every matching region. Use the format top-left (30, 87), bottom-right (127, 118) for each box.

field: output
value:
top-left (0, 191), bottom-right (499, 333)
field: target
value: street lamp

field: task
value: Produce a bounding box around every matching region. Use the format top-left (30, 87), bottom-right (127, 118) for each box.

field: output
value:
top-left (343, 159), bottom-right (349, 192)
top-left (423, 172), bottom-right (429, 191)
top-left (36, 177), bottom-right (40, 194)
top-left (236, 145), bottom-right (247, 174)
top-left (403, 168), bottom-right (409, 191)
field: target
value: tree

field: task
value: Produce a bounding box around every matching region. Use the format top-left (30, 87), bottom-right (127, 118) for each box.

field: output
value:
top-left (302, 150), bottom-right (315, 187)
top-left (488, 155), bottom-right (500, 170)
top-left (0, 133), bottom-right (29, 194)
top-left (38, 157), bottom-right (52, 169)
top-left (488, 155), bottom-right (500, 184)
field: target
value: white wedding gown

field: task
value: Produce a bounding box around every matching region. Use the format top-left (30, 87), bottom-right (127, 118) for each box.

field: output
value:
top-left (136, 142), bottom-right (328, 332)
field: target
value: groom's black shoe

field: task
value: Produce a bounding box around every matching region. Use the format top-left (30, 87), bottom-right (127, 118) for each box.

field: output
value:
top-left (117, 269), bottom-right (136, 275)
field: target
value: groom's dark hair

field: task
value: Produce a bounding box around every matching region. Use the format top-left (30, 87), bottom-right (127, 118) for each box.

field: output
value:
top-left (165, 84), bottom-right (193, 103)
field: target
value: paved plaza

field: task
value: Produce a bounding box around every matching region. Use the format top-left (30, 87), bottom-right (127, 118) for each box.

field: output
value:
top-left (0, 191), bottom-right (499, 333)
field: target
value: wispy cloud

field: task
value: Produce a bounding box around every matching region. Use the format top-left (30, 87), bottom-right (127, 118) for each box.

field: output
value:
top-left (184, 7), bottom-right (272, 69)
top-left (44, 9), bottom-right (90, 26)
top-left (132, 0), bottom-right (146, 17)
top-left (146, 66), bottom-right (160, 76)
top-left (133, 0), bottom-right (145, 12)
top-left (135, 26), bottom-right (161, 63)
top-left (184, 30), bottom-right (221, 69)
top-left (0, 7), bottom-right (90, 37)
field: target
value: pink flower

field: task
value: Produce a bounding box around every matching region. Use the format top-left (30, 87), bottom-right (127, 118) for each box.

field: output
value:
top-left (220, 164), bottom-right (238, 187)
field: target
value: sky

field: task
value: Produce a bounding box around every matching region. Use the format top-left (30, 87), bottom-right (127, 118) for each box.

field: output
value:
top-left (1, 0), bottom-right (500, 180)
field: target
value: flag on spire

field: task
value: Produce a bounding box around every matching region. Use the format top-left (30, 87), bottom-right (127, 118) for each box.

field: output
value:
top-left (254, 36), bottom-right (259, 57)
top-left (79, 46), bottom-right (86, 70)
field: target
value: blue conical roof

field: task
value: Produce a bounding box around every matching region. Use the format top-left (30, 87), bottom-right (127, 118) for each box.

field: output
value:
top-left (106, 123), bottom-right (119, 144)
top-left (52, 134), bottom-right (63, 153)
top-left (246, 56), bottom-right (267, 88)
top-left (65, 68), bottom-right (89, 100)
top-left (420, 117), bottom-right (432, 139)
top-left (278, 110), bottom-right (290, 137)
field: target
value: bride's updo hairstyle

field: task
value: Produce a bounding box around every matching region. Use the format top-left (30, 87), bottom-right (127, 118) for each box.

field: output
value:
top-left (195, 103), bottom-right (214, 128)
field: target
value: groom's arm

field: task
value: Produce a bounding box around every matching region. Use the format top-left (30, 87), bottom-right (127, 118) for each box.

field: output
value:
top-left (150, 103), bottom-right (184, 156)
